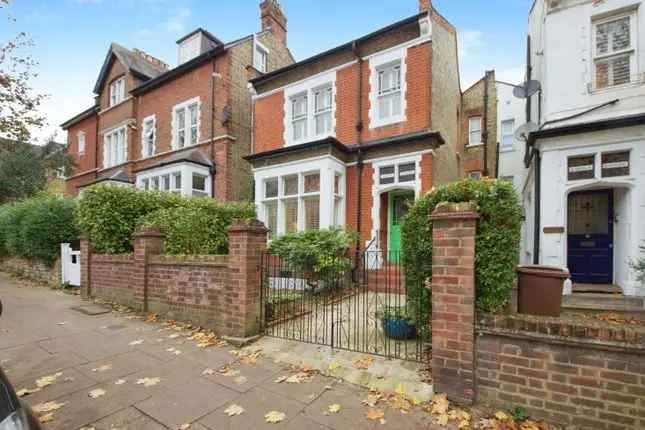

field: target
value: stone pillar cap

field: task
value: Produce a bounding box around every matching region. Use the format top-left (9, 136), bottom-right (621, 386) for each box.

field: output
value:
top-left (228, 218), bottom-right (268, 233)
top-left (133, 226), bottom-right (166, 238)
top-left (430, 201), bottom-right (480, 221)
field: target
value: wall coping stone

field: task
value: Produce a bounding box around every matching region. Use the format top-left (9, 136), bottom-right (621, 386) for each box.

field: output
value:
top-left (477, 313), bottom-right (645, 354)
top-left (430, 201), bottom-right (480, 221)
top-left (228, 218), bottom-right (268, 233)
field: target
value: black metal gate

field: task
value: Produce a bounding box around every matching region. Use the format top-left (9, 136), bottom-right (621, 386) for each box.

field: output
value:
top-left (260, 250), bottom-right (430, 362)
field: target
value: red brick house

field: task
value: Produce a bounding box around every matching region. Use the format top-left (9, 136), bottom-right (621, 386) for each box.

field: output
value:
top-left (247, 0), bottom-right (496, 253)
top-left (61, 1), bottom-right (293, 201)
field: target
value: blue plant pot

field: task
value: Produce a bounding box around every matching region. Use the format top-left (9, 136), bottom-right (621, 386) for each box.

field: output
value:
top-left (382, 318), bottom-right (417, 340)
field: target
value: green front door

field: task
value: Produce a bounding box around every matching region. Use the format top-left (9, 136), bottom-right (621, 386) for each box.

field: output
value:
top-left (388, 191), bottom-right (414, 261)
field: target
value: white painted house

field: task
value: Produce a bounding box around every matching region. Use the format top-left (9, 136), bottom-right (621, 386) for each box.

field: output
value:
top-left (496, 81), bottom-right (529, 192)
top-left (523, 0), bottom-right (645, 296)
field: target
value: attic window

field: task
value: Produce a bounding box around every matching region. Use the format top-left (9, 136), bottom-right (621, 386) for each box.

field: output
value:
top-left (254, 42), bottom-right (269, 73)
top-left (109, 77), bottom-right (125, 107)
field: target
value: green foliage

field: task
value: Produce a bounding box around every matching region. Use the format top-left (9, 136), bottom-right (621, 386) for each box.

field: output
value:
top-left (268, 229), bottom-right (357, 279)
top-left (377, 305), bottom-right (414, 323)
top-left (76, 185), bottom-right (255, 255)
top-left (512, 406), bottom-right (528, 421)
top-left (402, 178), bottom-right (522, 316)
top-left (630, 242), bottom-right (645, 285)
top-left (0, 196), bottom-right (79, 264)
top-left (140, 198), bottom-right (255, 255)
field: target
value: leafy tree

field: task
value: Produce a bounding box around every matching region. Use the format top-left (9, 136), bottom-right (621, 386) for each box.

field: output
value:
top-left (0, 137), bottom-right (72, 203)
top-left (0, 0), bottom-right (47, 141)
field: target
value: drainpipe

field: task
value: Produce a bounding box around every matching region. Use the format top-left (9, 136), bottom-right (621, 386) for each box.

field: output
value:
top-left (352, 41), bottom-right (365, 256)
top-left (249, 83), bottom-right (257, 203)
top-left (533, 149), bottom-right (541, 264)
top-left (482, 71), bottom-right (490, 176)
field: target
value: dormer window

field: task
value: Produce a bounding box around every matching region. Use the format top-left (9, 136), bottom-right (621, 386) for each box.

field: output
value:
top-left (593, 13), bottom-right (636, 89)
top-left (109, 77), bottom-right (125, 107)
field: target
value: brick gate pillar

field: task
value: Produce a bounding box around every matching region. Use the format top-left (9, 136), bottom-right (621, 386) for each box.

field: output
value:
top-left (80, 235), bottom-right (92, 300)
top-left (430, 202), bottom-right (479, 405)
top-left (225, 219), bottom-right (268, 341)
top-left (133, 227), bottom-right (165, 312)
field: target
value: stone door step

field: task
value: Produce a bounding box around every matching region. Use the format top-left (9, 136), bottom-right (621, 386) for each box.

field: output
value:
top-left (563, 293), bottom-right (645, 313)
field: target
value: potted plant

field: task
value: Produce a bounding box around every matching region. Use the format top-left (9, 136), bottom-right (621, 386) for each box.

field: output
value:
top-left (379, 306), bottom-right (417, 340)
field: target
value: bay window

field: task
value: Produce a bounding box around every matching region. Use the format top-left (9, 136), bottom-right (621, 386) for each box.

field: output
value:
top-left (593, 14), bottom-right (636, 89)
top-left (173, 98), bottom-right (200, 149)
top-left (103, 126), bottom-right (127, 168)
top-left (136, 164), bottom-right (210, 197)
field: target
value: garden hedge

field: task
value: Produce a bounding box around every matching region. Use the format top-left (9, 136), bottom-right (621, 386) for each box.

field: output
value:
top-left (401, 178), bottom-right (522, 316)
top-left (76, 186), bottom-right (255, 255)
top-left (0, 196), bottom-right (79, 265)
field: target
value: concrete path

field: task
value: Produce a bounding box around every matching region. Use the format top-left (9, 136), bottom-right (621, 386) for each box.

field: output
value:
top-left (0, 273), bottom-right (453, 430)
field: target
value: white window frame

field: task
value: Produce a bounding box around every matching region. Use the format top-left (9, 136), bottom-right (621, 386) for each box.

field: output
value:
top-left (253, 38), bottom-right (269, 73)
top-left (171, 97), bottom-right (201, 150)
top-left (313, 84), bottom-right (333, 137)
top-left (77, 131), bottom-right (86, 156)
top-left (103, 126), bottom-right (127, 168)
top-left (254, 156), bottom-right (346, 237)
top-left (109, 77), bottom-right (125, 107)
top-left (500, 119), bottom-right (515, 152)
top-left (468, 116), bottom-right (483, 147)
top-left (369, 47), bottom-right (407, 129)
top-left (141, 114), bottom-right (156, 159)
top-left (136, 163), bottom-right (211, 198)
top-left (283, 71), bottom-right (337, 146)
top-left (591, 12), bottom-right (638, 90)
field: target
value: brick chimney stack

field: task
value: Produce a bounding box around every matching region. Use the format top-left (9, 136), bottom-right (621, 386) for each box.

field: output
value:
top-left (419, 0), bottom-right (432, 12)
top-left (260, 0), bottom-right (287, 45)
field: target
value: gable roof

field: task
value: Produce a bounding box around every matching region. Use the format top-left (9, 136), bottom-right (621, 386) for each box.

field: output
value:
top-left (60, 105), bottom-right (99, 130)
top-left (93, 43), bottom-right (167, 94)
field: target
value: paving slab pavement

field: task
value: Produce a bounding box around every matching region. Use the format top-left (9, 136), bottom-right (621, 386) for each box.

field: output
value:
top-left (0, 272), bottom-right (474, 429)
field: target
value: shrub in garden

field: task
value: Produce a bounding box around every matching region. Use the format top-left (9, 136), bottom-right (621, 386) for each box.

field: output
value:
top-left (0, 196), bottom-right (79, 265)
top-left (401, 178), bottom-right (522, 317)
top-left (267, 228), bottom-right (357, 280)
top-left (76, 185), bottom-right (255, 254)
top-left (139, 198), bottom-right (255, 255)
top-left (630, 242), bottom-right (645, 285)
top-left (76, 186), bottom-right (184, 253)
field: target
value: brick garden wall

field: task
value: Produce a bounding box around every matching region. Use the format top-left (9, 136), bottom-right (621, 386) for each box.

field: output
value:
top-left (1, 257), bottom-right (61, 286)
top-left (81, 219), bottom-right (267, 339)
top-left (476, 314), bottom-right (645, 430)
top-left (429, 202), bottom-right (645, 429)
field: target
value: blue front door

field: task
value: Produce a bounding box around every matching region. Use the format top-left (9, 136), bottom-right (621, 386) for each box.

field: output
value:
top-left (567, 190), bottom-right (613, 284)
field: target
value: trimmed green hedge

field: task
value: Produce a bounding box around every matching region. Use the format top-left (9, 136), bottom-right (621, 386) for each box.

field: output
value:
top-left (0, 197), bottom-right (79, 265)
top-left (401, 178), bottom-right (522, 317)
top-left (76, 186), bottom-right (255, 254)
top-left (140, 199), bottom-right (255, 255)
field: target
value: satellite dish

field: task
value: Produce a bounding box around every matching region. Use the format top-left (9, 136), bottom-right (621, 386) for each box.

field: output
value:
top-left (513, 80), bottom-right (542, 99)
top-left (514, 122), bottom-right (539, 141)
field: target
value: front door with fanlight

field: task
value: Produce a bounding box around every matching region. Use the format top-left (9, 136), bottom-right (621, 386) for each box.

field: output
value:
top-left (567, 189), bottom-right (613, 284)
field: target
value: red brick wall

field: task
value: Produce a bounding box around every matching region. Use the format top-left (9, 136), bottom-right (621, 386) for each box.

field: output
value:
top-left (66, 114), bottom-right (98, 174)
top-left (254, 90), bottom-right (285, 153)
top-left (90, 254), bottom-right (138, 306)
top-left (345, 163), bottom-right (374, 245)
top-left (253, 42), bottom-right (432, 153)
top-left (80, 221), bottom-right (267, 338)
top-left (420, 152), bottom-right (433, 192)
top-left (476, 315), bottom-right (645, 430)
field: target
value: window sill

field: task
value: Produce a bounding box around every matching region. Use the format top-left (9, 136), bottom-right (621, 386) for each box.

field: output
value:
top-left (466, 143), bottom-right (484, 149)
top-left (588, 79), bottom-right (644, 95)
top-left (499, 147), bottom-right (515, 153)
top-left (369, 116), bottom-right (406, 130)
top-left (285, 133), bottom-right (335, 147)
top-left (99, 96), bottom-right (132, 115)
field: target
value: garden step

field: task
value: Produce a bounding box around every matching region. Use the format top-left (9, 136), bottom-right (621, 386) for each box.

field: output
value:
top-left (563, 293), bottom-right (645, 312)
